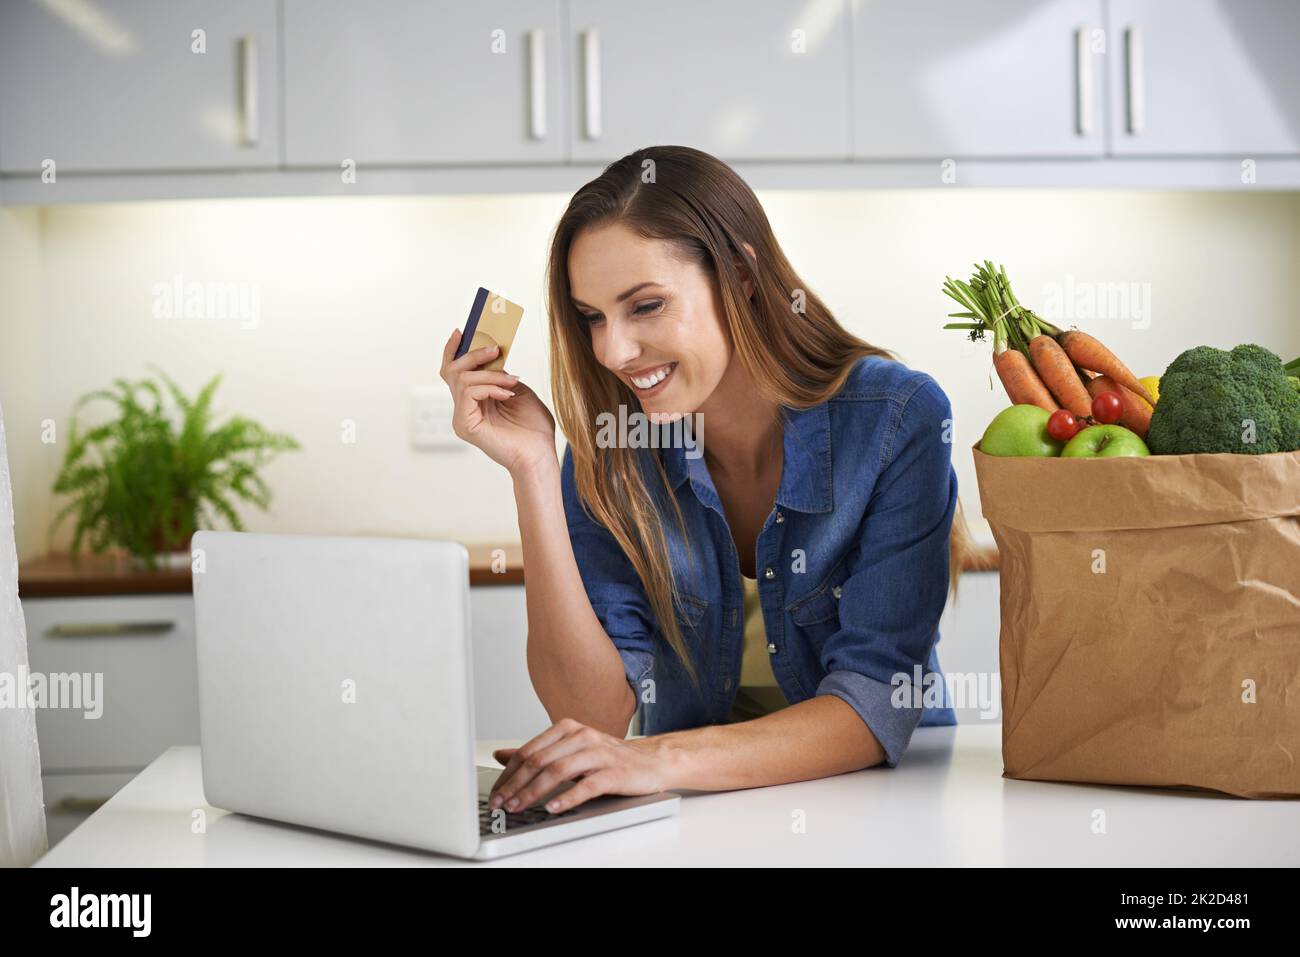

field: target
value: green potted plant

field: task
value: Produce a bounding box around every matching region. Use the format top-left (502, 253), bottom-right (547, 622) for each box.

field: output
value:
top-left (49, 365), bottom-right (300, 569)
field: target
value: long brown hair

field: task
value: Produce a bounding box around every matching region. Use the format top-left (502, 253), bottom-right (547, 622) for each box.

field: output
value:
top-left (546, 145), bottom-right (974, 687)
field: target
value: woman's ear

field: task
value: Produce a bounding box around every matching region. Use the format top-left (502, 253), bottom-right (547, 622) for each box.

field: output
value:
top-left (735, 241), bottom-right (757, 301)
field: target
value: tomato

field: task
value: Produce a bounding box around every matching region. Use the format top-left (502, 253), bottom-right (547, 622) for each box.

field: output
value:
top-left (1047, 409), bottom-right (1080, 441)
top-left (1091, 391), bottom-right (1124, 425)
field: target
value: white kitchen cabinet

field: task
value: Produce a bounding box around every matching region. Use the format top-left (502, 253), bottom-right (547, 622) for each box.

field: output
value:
top-left (22, 595), bottom-right (201, 772)
top-left (851, 0), bottom-right (1105, 159)
top-left (468, 585), bottom-right (551, 739)
top-left (1107, 0), bottom-right (1300, 156)
top-left (935, 570), bottom-right (1002, 724)
top-left (283, 0), bottom-right (567, 166)
top-left (41, 771), bottom-right (138, 848)
top-left (567, 0), bottom-right (851, 163)
top-left (0, 0), bottom-right (280, 174)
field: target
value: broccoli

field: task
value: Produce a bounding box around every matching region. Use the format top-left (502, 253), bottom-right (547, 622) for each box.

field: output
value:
top-left (1146, 344), bottom-right (1300, 455)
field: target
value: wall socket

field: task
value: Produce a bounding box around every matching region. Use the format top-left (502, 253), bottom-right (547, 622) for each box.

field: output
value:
top-left (409, 384), bottom-right (461, 450)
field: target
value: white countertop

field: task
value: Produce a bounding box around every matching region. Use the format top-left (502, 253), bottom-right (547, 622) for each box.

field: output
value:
top-left (35, 723), bottom-right (1300, 867)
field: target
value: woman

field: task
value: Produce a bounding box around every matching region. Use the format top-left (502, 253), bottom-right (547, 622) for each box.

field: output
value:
top-left (440, 145), bottom-right (972, 817)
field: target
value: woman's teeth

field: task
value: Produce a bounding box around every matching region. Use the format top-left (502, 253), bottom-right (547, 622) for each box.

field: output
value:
top-left (631, 363), bottom-right (676, 390)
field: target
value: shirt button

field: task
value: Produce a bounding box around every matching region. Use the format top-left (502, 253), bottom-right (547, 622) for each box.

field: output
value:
top-left (832, 585), bottom-right (843, 599)
top-left (723, 677), bottom-right (733, 690)
top-left (730, 608), bottom-right (738, 626)
top-left (767, 643), bottom-right (777, 654)
top-left (764, 567), bottom-right (774, 580)
top-left (774, 511), bottom-right (784, 524)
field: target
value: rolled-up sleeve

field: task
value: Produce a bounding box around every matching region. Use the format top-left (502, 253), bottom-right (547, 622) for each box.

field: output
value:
top-left (560, 445), bottom-right (657, 696)
top-left (815, 376), bottom-right (958, 768)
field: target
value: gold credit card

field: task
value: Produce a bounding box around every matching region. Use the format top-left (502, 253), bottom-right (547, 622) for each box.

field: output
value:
top-left (456, 287), bottom-right (524, 372)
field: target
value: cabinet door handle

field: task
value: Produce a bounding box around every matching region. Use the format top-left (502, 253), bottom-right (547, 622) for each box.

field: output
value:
top-left (56, 795), bottom-right (110, 813)
top-left (238, 33), bottom-right (259, 147)
top-left (528, 28), bottom-right (547, 139)
top-left (1075, 27), bottom-right (1092, 136)
top-left (45, 621), bottom-right (176, 639)
top-left (582, 29), bottom-right (602, 140)
top-left (1125, 26), bottom-right (1145, 134)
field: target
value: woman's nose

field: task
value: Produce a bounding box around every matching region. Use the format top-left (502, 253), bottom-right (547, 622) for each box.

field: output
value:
top-left (600, 318), bottom-right (641, 371)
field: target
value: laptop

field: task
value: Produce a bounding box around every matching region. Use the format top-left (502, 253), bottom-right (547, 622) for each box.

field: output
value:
top-left (191, 530), bottom-right (680, 860)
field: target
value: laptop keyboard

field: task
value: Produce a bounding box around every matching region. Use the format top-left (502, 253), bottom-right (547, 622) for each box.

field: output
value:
top-left (478, 797), bottom-right (578, 835)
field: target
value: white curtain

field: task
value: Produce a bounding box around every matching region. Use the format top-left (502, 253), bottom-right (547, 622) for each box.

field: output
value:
top-left (0, 399), bottom-right (46, 866)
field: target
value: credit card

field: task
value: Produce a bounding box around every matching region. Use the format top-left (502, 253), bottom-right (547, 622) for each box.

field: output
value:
top-left (455, 287), bottom-right (524, 372)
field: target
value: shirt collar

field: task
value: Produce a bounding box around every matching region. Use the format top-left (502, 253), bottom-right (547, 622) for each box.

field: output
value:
top-left (661, 401), bottom-right (833, 514)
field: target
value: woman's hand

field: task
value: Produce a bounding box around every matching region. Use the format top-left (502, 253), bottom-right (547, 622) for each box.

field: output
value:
top-left (488, 718), bottom-right (676, 814)
top-left (440, 328), bottom-right (557, 476)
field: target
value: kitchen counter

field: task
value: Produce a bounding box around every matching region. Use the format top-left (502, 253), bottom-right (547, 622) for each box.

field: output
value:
top-left (34, 723), bottom-right (1298, 867)
top-left (18, 543), bottom-right (529, 595)
top-left (19, 540), bottom-right (999, 598)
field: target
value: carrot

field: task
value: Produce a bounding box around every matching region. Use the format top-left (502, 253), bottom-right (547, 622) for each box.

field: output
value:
top-left (1028, 335), bottom-right (1092, 418)
top-left (1086, 374), bottom-right (1152, 439)
top-left (994, 342), bottom-right (1057, 412)
top-left (1056, 330), bottom-right (1155, 407)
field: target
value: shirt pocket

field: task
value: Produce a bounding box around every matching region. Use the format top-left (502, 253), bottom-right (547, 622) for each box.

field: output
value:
top-left (660, 593), bottom-right (708, 679)
top-left (785, 558), bottom-right (850, 638)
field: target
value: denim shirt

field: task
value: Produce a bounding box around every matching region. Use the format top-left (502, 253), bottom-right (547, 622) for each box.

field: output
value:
top-left (560, 355), bottom-right (958, 767)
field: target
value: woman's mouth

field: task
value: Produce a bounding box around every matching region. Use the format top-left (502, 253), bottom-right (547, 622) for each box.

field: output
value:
top-left (629, 362), bottom-right (677, 397)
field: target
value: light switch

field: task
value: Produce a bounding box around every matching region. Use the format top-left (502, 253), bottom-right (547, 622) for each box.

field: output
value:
top-left (409, 384), bottom-right (462, 450)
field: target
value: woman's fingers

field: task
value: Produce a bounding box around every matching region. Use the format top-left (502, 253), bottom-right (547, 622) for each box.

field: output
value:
top-left (505, 750), bottom-right (607, 813)
top-left (544, 771), bottom-right (617, 814)
top-left (491, 722), bottom-right (573, 792)
top-left (440, 327), bottom-right (501, 379)
top-left (455, 344), bottom-right (500, 369)
top-left (461, 383), bottom-right (515, 405)
top-left (452, 386), bottom-right (511, 440)
top-left (459, 369), bottom-right (520, 389)
top-left (492, 727), bottom-right (602, 810)
top-left (489, 719), bottom-right (584, 805)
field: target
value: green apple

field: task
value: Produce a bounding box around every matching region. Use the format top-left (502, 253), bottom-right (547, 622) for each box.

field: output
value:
top-left (979, 405), bottom-right (1064, 457)
top-left (1061, 424), bottom-right (1150, 458)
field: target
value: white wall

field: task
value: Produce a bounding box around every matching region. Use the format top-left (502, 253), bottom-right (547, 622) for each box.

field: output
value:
top-left (2, 189), bottom-right (1298, 561)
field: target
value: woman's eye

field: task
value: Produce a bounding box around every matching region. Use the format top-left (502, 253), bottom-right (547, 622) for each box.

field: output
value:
top-left (579, 301), bottom-right (659, 324)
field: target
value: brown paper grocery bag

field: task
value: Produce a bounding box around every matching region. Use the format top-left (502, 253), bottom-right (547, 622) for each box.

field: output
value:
top-left (972, 444), bottom-right (1300, 799)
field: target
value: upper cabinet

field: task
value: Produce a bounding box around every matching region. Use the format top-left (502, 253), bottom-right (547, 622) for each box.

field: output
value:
top-left (566, 0), bottom-right (851, 163)
top-left (283, 0), bottom-right (566, 165)
top-left (1, 0), bottom-right (1297, 198)
top-left (0, 0), bottom-right (280, 174)
top-left (851, 0), bottom-right (1105, 159)
top-left (1107, 0), bottom-right (1300, 156)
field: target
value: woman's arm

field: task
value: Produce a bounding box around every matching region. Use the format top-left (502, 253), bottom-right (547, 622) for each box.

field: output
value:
top-left (513, 456), bottom-right (636, 738)
top-left (438, 330), bottom-right (635, 737)
top-left (651, 695), bottom-right (884, 790)
top-left (488, 697), bottom-right (883, 814)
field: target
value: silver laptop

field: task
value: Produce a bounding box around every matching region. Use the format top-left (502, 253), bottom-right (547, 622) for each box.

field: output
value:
top-left (191, 530), bottom-right (679, 860)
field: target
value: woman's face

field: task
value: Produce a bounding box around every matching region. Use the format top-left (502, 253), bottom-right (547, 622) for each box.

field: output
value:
top-left (569, 222), bottom-right (750, 421)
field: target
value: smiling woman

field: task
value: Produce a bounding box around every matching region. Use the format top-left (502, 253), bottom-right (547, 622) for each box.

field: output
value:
top-left (439, 144), bottom-right (973, 815)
